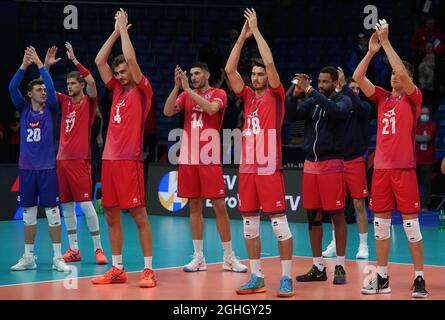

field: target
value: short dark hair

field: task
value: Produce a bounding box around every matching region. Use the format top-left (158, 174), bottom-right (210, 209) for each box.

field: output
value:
top-left (111, 54), bottom-right (126, 71)
top-left (27, 79), bottom-right (45, 92)
top-left (402, 60), bottom-right (414, 77)
top-left (320, 66), bottom-right (338, 81)
top-left (346, 77), bottom-right (356, 85)
top-left (67, 71), bottom-right (85, 84)
top-left (252, 58), bottom-right (266, 70)
top-left (190, 61), bottom-right (210, 73)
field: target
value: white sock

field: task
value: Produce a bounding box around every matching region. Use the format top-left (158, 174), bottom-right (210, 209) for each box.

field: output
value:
top-left (193, 240), bottom-right (203, 255)
top-left (221, 241), bottom-right (232, 257)
top-left (281, 260), bottom-right (292, 278)
top-left (415, 271), bottom-right (424, 279)
top-left (359, 233), bottom-right (368, 245)
top-left (144, 257), bottom-right (153, 269)
top-left (331, 230), bottom-right (336, 244)
top-left (92, 235), bottom-right (102, 251)
top-left (336, 256), bottom-right (345, 267)
top-left (112, 255), bottom-right (123, 269)
top-left (25, 244), bottom-right (34, 257)
top-left (313, 257), bottom-right (325, 271)
top-left (250, 259), bottom-right (263, 277)
top-left (68, 233), bottom-right (79, 251)
top-left (53, 243), bottom-right (62, 259)
top-left (377, 266), bottom-right (388, 278)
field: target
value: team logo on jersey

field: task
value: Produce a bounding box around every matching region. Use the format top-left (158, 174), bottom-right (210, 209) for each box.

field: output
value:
top-left (192, 105), bottom-right (204, 112)
top-left (158, 171), bottom-right (188, 212)
top-left (29, 121), bottom-right (40, 128)
top-left (383, 108), bottom-right (396, 118)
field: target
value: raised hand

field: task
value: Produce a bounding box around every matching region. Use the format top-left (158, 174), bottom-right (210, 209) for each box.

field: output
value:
top-left (21, 50), bottom-right (33, 69)
top-left (244, 8), bottom-right (258, 33)
top-left (375, 19), bottom-right (389, 44)
top-left (174, 65), bottom-right (182, 89)
top-left (65, 42), bottom-right (77, 61)
top-left (25, 46), bottom-right (43, 67)
top-left (179, 68), bottom-right (190, 91)
top-left (337, 67), bottom-right (346, 87)
top-left (44, 46), bottom-right (61, 67)
top-left (295, 73), bottom-right (312, 91)
top-left (368, 31), bottom-right (381, 54)
top-left (239, 21), bottom-right (253, 40)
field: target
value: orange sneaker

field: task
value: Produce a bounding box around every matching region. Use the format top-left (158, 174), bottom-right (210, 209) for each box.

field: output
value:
top-left (63, 248), bottom-right (81, 262)
top-left (91, 266), bottom-right (128, 285)
top-left (139, 268), bottom-right (157, 288)
top-left (95, 248), bottom-right (109, 265)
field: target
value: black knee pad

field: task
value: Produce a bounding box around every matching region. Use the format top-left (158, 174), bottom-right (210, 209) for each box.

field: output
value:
top-left (307, 210), bottom-right (322, 230)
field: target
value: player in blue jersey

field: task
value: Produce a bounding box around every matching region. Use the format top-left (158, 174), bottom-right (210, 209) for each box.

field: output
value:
top-left (8, 47), bottom-right (70, 272)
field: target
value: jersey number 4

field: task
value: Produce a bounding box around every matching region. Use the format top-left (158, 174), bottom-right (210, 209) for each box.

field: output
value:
top-left (382, 117), bottom-right (396, 135)
top-left (26, 128), bottom-right (41, 142)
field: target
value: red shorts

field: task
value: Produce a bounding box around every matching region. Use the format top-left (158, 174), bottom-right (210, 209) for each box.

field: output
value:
top-left (101, 160), bottom-right (145, 209)
top-left (177, 165), bottom-right (226, 198)
top-left (370, 169), bottom-right (420, 214)
top-left (238, 171), bottom-right (286, 214)
top-left (56, 160), bottom-right (92, 202)
top-left (344, 159), bottom-right (369, 199)
top-left (303, 172), bottom-right (345, 211)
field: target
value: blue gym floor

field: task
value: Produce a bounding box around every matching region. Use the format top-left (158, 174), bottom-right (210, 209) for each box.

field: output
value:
top-left (1, 211), bottom-right (445, 286)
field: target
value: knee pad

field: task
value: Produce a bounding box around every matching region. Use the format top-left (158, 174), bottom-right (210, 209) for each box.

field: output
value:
top-left (374, 217), bottom-right (391, 240)
top-left (61, 202), bottom-right (77, 230)
top-left (45, 207), bottom-right (61, 227)
top-left (23, 206), bottom-right (38, 226)
top-left (243, 216), bottom-right (260, 239)
top-left (271, 215), bottom-right (292, 241)
top-left (403, 218), bottom-right (423, 243)
top-left (79, 201), bottom-right (100, 232)
top-left (307, 210), bottom-right (322, 230)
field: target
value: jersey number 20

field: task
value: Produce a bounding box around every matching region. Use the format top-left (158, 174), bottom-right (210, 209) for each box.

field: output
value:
top-left (26, 128), bottom-right (41, 142)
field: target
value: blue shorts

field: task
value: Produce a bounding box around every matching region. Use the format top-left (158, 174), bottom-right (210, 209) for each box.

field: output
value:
top-left (18, 169), bottom-right (60, 208)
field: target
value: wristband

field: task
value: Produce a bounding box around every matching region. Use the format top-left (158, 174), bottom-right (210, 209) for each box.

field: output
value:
top-left (75, 62), bottom-right (90, 78)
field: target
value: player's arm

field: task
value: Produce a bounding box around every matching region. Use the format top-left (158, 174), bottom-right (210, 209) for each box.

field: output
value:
top-left (224, 21), bottom-right (251, 94)
top-left (9, 50), bottom-right (32, 108)
top-left (164, 66), bottom-right (183, 117)
top-left (376, 19), bottom-right (415, 95)
top-left (43, 46), bottom-right (61, 72)
top-left (95, 21), bottom-right (122, 84)
top-left (352, 32), bottom-right (380, 98)
top-left (115, 9), bottom-right (142, 84)
top-left (65, 42), bottom-right (97, 98)
top-left (245, 8), bottom-right (280, 89)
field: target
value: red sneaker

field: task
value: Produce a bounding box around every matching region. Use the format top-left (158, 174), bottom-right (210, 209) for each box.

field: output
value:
top-left (91, 266), bottom-right (128, 285)
top-left (139, 268), bottom-right (157, 288)
top-left (63, 248), bottom-right (81, 262)
top-left (95, 248), bottom-right (109, 265)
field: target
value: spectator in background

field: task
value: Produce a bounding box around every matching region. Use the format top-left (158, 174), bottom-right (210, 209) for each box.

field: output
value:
top-left (348, 33), bottom-right (375, 82)
top-left (144, 94), bottom-right (157, 163)
top-left (226, 29), bottom-right (251, 79)
top-left (198, 33), bottom-right (224, 86)
top-left (374, 53), bottom-right (391, 88)
top-left (91, 107), bottom-right (104, 197)
top-left (416, 106), bottom-right (437, 211)
top-left (9, 110), bottom-right (21, 163)
top-left (410, 16), bottom-right (445, 62)
top-left (417, 42), bottom-right (436, 106)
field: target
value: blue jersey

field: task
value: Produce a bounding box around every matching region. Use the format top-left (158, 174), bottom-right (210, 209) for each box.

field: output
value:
top-left (8, 67), bottom-right (59, 170)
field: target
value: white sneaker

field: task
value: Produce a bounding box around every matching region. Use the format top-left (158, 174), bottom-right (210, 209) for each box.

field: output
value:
top-left (222, 252), bottom-right (248, 273)
top-left (52, 257), bottom-right (72, 273)
top-left (11, 254), bottom-right (37, 271)
top-left (322, 240), bottom-right (336, 257)
top-left (183, 253), bottom-right (207, 272)
top-left (356, 244), bottom-right (369, 259)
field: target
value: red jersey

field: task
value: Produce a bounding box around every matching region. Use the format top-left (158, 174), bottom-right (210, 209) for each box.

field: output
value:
top-left (103, 76), bottom-right (153, 161)
top-left (237, 85), bottom-right (285, 174)
top-left (176, 87), bottom-right (226, 165)
top-left (56, 92), bottom-right (97, 160)
top-left (370, 86), bottom-right (422, 169)
top-left (416, 120), bottom-right (437, 164)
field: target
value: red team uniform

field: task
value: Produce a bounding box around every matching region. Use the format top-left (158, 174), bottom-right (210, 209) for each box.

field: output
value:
top-left (176, 87), bottom-right (227, 199)
top-left (369, 86), bottom-right (422, 213)
top-left (344, 156), bottom-right (369, 199)
top-left (237, 85), bottom-right (286, 214)
top-left (56, 92), bottom-right (97, 202)
top-left (101, 76), bottom-right (152, 209)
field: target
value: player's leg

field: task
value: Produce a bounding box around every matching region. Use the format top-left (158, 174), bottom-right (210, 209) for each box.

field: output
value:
top-left (353, 198), bottom-right (369, 258)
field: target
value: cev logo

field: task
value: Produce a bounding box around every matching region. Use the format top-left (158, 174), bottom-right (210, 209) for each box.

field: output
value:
top-left (158, 171), bottom-right (188, 212)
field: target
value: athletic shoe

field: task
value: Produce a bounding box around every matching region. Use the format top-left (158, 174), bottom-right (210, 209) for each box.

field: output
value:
top-left (91, 266), bottom-right (128, 284)
top-left (296, 265), bottom-right (327, 282)
top-left (236, 274), bottom-right (266, 295)
top-left (277, 276), bottom-right (295, 298)
top-left (183, 253), bottom-right (207, 272)
top-left (322, 240), bottom-right (336, 257)
top-left (333, 265), bottom-right (346, 285)
top-left (95, 248), bottom-right (108, 265)
top-left (10, 254), bottom-right (37, 271)
top-left (222, 252), bottom-right (248, 273)
top-left (361, 273), bottom-right (391, 294)
top-left (139, 268), bottom-right (157, 288)
top-left (356, 244), bottom-right (369, 259)
top-left (52, 257), bottom-right (72, 272)
top-left (63, 248), bottom-right (81, 262)
top-left (411, 276), bottom-right (428, 298)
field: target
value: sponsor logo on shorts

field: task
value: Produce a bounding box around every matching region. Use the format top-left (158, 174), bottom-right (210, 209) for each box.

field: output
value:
top-left (17, 196), bottom-right (20, 202)
top-left (276, 201), bottom-right (282, 207)
top-left (414, 202), bottom-right (419, 209)
top-left (336, 200), bottom-right (342, 207)
top-left (158, 171), bottom-right (188, 212)
top-left (363, 189), bottom-right (368, 195)
top-left (56, 197), bottom-right (60, 202)
top-left (220, 189), bottom-right (224, 195)
top-left (83, 193), bottom-right (89, 198)
top-left (133, 198), bottom-right (139, 204)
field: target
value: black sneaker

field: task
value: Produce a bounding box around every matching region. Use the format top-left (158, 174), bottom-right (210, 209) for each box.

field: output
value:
top-left (333, 265), bottom-right (346, 285)
top-left (361, 273), bottom-right (391, 295)
top-left (296, 265), bottom-right (327, 282)
top-left (411, 276), bottom-right (428, 298)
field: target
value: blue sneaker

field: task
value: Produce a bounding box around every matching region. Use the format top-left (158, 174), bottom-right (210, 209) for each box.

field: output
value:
top-left (236, 274), bottom-right (266, 295)
top-left (277, 276), bottom-right (295, 297)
